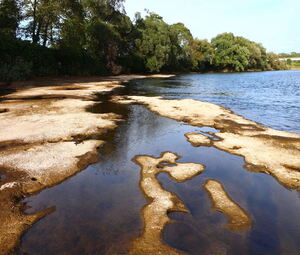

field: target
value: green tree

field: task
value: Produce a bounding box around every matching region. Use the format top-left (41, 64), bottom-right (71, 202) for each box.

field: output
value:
top-left (185, 38), bottom-right (214, 71)
top-left (167, 22), bottom-right (193, 71)
top-left (211, 33), bottom-right (252, 72)
top-left (0, 2), bottom-right (288, 82)
top-left (0, 0), bottom-right (20, 36)
top-left (83, 0), bottom-right (127, 74)
top-left (135, 13), bottom-right (172, 73)
top-left (267, 52), bottom-right (286, 70)
top-left (21, 0), bottom-right (61, 45)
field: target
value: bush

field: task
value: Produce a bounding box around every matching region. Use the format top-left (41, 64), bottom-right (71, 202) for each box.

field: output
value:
top-left (0, 33), bottom-right (109, 82)
top-left (0, 57), bottom-right (33, 81)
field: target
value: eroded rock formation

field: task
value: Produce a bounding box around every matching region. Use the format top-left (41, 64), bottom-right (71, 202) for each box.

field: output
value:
top-left (129, 152), bottom-right (205, 255)
top-left (114, 96), bottom-right (300, 191)
top-left (204, 179), bottom-right (252, 231)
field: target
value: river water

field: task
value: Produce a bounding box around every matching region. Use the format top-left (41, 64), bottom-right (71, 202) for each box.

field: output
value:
top-left (18, 71), bottom-right (300, 255)
top-left (125, 70), bottom-right (300, 133)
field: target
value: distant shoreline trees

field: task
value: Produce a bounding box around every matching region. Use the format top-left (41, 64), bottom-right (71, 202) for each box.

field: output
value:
top-left (0, 0), bottom-right (287, 82)
top-left (279, 52), bottom-right (300, 58)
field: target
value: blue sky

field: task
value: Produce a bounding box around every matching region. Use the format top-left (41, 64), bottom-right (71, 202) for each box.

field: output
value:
top-left (124, 0), bottom-right (300, 53)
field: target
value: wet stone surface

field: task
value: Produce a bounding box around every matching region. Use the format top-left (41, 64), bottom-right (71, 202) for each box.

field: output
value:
top-left (19, 104), bottom-right (300, 255)
top-left (7, 71), bottom-right (300, 255)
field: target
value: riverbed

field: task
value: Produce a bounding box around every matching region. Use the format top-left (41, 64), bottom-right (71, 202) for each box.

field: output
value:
top-left (3, 71), bottom-right (300, 255)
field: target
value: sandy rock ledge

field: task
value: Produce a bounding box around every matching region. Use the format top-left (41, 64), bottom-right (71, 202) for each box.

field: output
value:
top-left (128, 152), bottom-right (205, 255)
top-left (204, 179), bottom-right (252, 231)
top-left (0, 79), bottom-right (126, 254)
top-left (185, 132), bottom-right (212, 146)
top-left (114, 96), bottom-right (300, 191)
top-left (0, 75), bottom-right (175, 254)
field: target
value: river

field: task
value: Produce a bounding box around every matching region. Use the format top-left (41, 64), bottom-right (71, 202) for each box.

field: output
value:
top-left (18, 70), bottom-right (300, 255)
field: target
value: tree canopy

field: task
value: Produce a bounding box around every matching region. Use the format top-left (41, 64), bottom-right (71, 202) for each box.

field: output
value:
top-left (0, 0), bottom-right (287, 81)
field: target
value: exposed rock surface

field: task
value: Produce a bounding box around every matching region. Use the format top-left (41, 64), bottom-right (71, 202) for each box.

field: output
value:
top-left (0, 81), bottom-right (124, 254)
top-left (185, 132), bottom-right (212, 146)
top-left (129, 152), bottom-right (205, 255)
top-left (114, 96), bottom-right (300, 191)
top-left (0, 75), bottom-right (175, 254)
top-left (204, 179), bottom-right (252, 231)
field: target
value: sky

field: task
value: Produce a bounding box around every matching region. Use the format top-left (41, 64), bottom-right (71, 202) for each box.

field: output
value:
top-left (124, 0), bottom-right (300, 53)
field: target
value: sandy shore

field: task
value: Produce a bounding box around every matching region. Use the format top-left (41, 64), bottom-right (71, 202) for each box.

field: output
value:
top-left (204, 180), bottom-right (252, 231)
top-left (1, 73), bottom-right (299, 254)
top-left (129, 152), bottom-right (204, 255)
top-left (114, 96), bottom-right (300, 192)
top-left (0, 74), bottom-right (174, 255)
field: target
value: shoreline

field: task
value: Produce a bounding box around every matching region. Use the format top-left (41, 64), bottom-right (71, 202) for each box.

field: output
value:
top-left (1, 73), bottom-right (299, 254)
top-left (0, 74), bottom-right (175, 90)
top-left (0, 74), bottom-right (174, 255)
top-left (114, 95), bottom-right (300, 191)
top-left (1, 68), bottom-right (297, 89)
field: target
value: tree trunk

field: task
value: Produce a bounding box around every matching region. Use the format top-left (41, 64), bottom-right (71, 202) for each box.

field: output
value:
top-left (32, 0), bottom-right (38, 43)
top-left (42, 23), bottom-right (49, 47)
top-left (35, 21), bottom-right (42, 44)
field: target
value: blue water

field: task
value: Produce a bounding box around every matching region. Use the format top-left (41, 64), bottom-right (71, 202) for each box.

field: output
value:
top-left (19, 71), bottom-right (300, 255)
top-left (127, 70), bottom-right (300, 133)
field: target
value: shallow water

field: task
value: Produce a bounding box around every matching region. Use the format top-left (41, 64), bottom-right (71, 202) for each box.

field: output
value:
top-left (125, 70), bottom-right (300, 133)
top-left (19, 71), bottom-right (300, 254)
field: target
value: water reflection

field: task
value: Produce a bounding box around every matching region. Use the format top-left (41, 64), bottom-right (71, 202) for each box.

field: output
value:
top-left (19, 105), bottom-right (300, 255)
top-left (126, 71), bottom-right (300, 133)
top-left (19, 72), bottom-right (300, 254)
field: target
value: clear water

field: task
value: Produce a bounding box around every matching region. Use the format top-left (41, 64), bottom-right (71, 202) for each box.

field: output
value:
top-left (18, 71), bottom-right (300, 255)
top-left (126, 70), bottom-right (300, 133)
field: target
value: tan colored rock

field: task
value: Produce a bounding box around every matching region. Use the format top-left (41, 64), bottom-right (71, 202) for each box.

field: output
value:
top-left (129, 152), bottom-right (205, 255)
top-left (0, 139), bottom-right (103, 254)
top-left (0, 80), bottom-right (124, 254)
top-left (115, 96), bottom-right (300, 191)
top-left (185, 132), bottom-right (211, 146)
top-left (0, 140), bottom-right (103, 191)
top-left (0, 199), bottom-right (54, 255)
top-left (2, 81), bottom-right (123, 100)
top-left (204, 180), bottom-right (252, 231)
top-left (213, 133), bottom-right (300, 190)
top-left (0, 75), bottom-right (175, 255)
top-left (0, 99), bottom-right (120, 145)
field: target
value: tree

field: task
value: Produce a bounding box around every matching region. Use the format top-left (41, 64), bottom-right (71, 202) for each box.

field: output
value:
top-left (0, 0), bottom-right (20, 36)
top-left (1, 2), bottom-right (288, 82)
top-left (185, 38), bottom-right (214, 71)
top-left (167, 22), bottom-right (193, 71)
top-left (83, 0), bottom-right (127, 74)
top-left (211, 33), bottom-right (252, 72)
top-left (20, 0), bottom-right (61, 45)
top-left (135, 13), bottom-right (172, 73)
top-left (267, 52), bottom-right (286, 70)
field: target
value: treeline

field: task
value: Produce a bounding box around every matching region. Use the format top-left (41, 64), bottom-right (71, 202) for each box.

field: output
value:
top-left (0, 0), bottom-right (286, 81)
top-left (279, 52), bottom-right (300, 58)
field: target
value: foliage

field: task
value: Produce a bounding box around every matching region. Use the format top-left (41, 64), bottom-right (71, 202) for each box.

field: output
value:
top-left (0, 1), bottom-right (288, 81)
top-left (279, 52), bottom-right (300, 58)
top-left (185, 38), bottom-right (214, 71)
top-left (210, 33), bottom-right (286, 72)
top-left (290, 61), bottom-right (300, 68)
top-left (0, 0), bottom-right (20, 36)
top-left (134, 13), bottom-right (172, 73)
